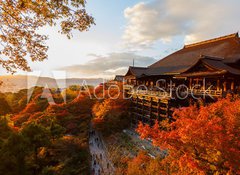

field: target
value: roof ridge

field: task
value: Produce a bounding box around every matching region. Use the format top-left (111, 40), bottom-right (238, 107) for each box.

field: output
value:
top-left (129, 66), bottom-right (147, 69)
top-left (184, 33), bottom-right (239, 49)
top-left (200, 55), bottom-right (224, 61)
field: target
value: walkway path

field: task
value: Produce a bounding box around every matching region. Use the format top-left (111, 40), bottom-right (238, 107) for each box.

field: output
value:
top-left (89, 126), bottom-right (115, 175)
top-left (123, 129), bottom-right (167, 158)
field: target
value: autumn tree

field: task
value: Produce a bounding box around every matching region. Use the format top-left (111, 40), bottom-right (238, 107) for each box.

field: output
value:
top-left (22, 122), bottom-right (50, 174)
top-left (92, 86), bottom-right (131, 136)
top-left (0, 133), bottom-right (29, 175)
top-left (49, 121), bottom-right (65, 140)
top-left (0, 93), bottom-right (12, 115)
top-left (0, 86), bottom-right (94, 174)
top-left (137, 96), bottom-right (240, 175)
top-left (6, 89), bottom-right (28, 113)
top-left (0, 0), bottom-right (94, 73)
top-left (123, 151), bottom-right (166, 175)
top-left (0, 116), bottom-right (12, 139)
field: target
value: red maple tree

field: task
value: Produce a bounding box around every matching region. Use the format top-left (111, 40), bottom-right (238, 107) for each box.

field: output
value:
top-left (137, 95), bottom-right (240, 174)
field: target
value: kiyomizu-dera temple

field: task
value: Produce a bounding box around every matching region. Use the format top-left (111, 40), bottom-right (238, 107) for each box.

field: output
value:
top-left (125, 33), bottom-right (240, 97)
top-left (124, 33), bottom-right (240, 126)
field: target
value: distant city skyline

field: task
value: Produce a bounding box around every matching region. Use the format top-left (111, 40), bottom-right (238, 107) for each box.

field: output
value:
top-left (1, 0), bottom-right (240, 78)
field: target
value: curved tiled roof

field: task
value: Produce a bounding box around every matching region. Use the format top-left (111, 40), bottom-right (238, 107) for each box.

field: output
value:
top-left (125, 66), bottom-right (148, 77)
top-left (149, 33), bottom-right (240, 74)
top-left (201, 56), bottom-right (240, 75)
top-left (176, 55), bottom-right (240, 77)
top-left (177, 70), bottom-right (227, 77)
top-left (114, 75), bottom-right (124, 81)
top-left (124, 33), bottom-right (240, 78)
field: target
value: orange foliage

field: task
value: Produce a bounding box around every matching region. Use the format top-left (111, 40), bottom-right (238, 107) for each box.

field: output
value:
top-left (124, 151), bottom-right (166, 175)
top-left (137, 96), bottom-right (240, 174)
top-left (92, 84), bottom-right (130, 135)
top-left (126, 151), bottom-right (150, 175)
top-left (12, 89), bottom-right (93, 127)
top-left (66, 94), bottom-right (94, 115)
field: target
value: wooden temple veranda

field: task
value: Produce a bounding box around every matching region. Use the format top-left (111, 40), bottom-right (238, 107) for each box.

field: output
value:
top-left (123, 33), bottom-right (240, 127)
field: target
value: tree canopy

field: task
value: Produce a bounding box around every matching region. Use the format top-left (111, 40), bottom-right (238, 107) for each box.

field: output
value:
top-left (0, 0), bottom-right (94, 73)
top-left (137, 96), bottom-right (240, 174)
top-left (0, 86), bottom-right (93, 174)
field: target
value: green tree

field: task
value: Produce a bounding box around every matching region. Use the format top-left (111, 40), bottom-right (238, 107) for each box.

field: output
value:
top-left (0, 94), bottom-right (12, 115)
top-left (0, 116), bottom-right (12, 139)
top-left (0, 133), bottom-right (29, 175)
top-left (49, 121), bottom-right (65, 140)
top-left (0, 0), bottom-right (94, 73)
top-left (22, 122), bottom-right (50, 174)
top-left (4, 89), bottom-right (28, 113)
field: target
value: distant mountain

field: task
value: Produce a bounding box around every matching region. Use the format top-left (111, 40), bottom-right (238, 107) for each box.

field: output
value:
top-left (0, 75), bottom-right (104, 92)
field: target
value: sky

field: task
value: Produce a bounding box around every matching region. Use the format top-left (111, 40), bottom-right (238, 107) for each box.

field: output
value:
top-left (2, 0), bottom-right (240, 78)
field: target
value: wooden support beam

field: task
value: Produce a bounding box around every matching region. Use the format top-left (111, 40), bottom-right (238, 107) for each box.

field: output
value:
top-left (231, 81), bottom-right (235, 91)
top-left (203, 78), bottom-right (206, 91)
top-left (142, 97), bottom-right (144, 122)
top-left (157, 99), bottom-right (160, 120)
top-left (150, 97), bottom-right (153, 119)
top-left (196, 78), bottom-right (199, 85)
top-left (223, 81), bottom-right (227, 92)
top-left (136, 97), bottom-right (139, 114)
top-left (189, 78), bottom-right (192, 89)
top-left (217, 79), bottom-right (220, 91)
top-left (166, 101), bottom-right (169, 118)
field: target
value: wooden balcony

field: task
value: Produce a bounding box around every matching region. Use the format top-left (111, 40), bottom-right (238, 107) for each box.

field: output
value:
top-left (125, 84), bottom-right (223, 99)
top-left (127, 89), bottom-right (171, 100)
top-left (188, 89), bottom-right (223, 97)
top-left (123, 85), bottom-right (134, 91)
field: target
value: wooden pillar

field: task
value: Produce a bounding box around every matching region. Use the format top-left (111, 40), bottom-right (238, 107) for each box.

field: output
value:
top-left (231, 81), bottom-right (235, 91)
top-left (150, 97), bottom-right (153, 119)
top-left (203, 78), bottom-right (206, 91)
top-left (136, 97), bottom-right (139, 114)
top-left (154, 79), bottom-right (157, 87)
top-left (217, 79), bottom-right (220, 91)
top-left (130, 97), bottom-right (134, 127)
top-left (142, 97), bottom-right (144, 122)
top-left (223, 81), bottom-right (227, 92)
top-left (157, 99), bottom-right (161, 120)
top-left (166, 100), bottom-right (169, 119)
top-left (189, 78), bottom-right (192, 89)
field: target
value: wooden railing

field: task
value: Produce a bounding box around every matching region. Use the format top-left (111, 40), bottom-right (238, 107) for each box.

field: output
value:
top-left (188, 89), bottom-right (222, 97)
top-left (124, 85), bottom-right (223, 98)
top-left (123, 85), bottom-right (134, 91)
top-left (127, 89), bottom-right (171, 99)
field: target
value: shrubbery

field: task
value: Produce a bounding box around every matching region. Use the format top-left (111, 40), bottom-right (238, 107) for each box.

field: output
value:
top-left (136, 95), bottom-right (240, 175)
top-left (92, 84), bottom-right (131, 136)
top-left (0, 86), bottom-right (93, 175)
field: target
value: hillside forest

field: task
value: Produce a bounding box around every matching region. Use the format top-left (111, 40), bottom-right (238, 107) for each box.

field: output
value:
top-left (0, 84), bottom-right (239, 175)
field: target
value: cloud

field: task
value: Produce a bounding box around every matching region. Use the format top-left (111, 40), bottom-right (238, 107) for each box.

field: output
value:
top-left (60, 53), bottom-right (156, 78)
top-left (123, 0), bottom-right (240, 49)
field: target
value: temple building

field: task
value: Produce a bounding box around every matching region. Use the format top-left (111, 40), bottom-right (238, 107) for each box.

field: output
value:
top-left (113, 75), bottom-right (125, 82)
top-left (124, 33), bottom-right (240, 126)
